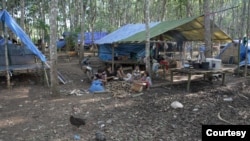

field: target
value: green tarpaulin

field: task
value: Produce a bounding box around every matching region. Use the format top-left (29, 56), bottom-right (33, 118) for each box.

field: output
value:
top-left (119, 15), bottom-right (232, 43)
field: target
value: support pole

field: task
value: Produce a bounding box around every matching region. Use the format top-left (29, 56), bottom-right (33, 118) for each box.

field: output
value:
top-left (187, 73), bottom-right (191, 92)
top-left (42, 63), bottom-right (50, 87)
top-left (112, 44), bottom-right (115, 71)
top-left (3, 21), bottom-right (10, 88)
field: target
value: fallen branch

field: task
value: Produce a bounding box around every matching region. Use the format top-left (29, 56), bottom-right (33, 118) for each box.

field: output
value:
top-left (238, 93), bottom-right (249, 100)
top-left (132, 93), bottom-right (144, 97)
top-left (217, 112), bottom-right (234, 125)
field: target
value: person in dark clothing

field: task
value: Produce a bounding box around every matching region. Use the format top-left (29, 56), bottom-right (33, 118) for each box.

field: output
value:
top-left (94, 69), bottom-right (107, 84)
top-left (115, 65), bottom-right (126, 80)
top-left (105, 65), bottom-right (115, 81)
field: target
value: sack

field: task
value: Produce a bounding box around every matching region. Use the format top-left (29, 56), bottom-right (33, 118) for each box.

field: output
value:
top-left (89, 80), bottom-right (105, 93)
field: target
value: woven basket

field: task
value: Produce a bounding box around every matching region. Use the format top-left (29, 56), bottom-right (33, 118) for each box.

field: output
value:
top-left (131, 83), bottom-right (143, 92)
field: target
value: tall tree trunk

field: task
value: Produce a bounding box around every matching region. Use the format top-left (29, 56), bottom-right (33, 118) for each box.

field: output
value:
top-left (2, 0), bottom-right (10, 88)
top-left (49, 0), bottom-right (59, 96)
top-left (40, 0), bottom-right (46, 54)
top-left (203, 0), bottom-right (212, 58)
top-left (160, 0), bottom-right (167, 21)
top-left (185, 0), bottom-right (191, 17)
top-left (62, 1), bottom-right (67, 31)
top-left (20, 0), bottom-right (25, 30)
top-left (79, 0), bottom-right (88, 63)
top-left (199, 0), bottom-right (203, 15)
top-left (244, 0), bottom-right (249, 77)
top-left (145, 0), bottom-right (151, 74)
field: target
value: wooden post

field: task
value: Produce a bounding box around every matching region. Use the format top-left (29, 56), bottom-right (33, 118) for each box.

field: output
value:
top-left (170, 69), bottom-right (174, 83)
top-left (42, 63), bottom-right (50, 87)
top-left (112, 44), bottom-right (115, 71)
top-left (187, 73), bottom-right (191, 92)
top-left (3, 21), bottom-right (10, 88)
top-left (221, 73), bottom-right (226, 85)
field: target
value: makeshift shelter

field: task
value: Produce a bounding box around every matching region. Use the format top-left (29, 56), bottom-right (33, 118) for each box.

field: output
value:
top-left (0, 10), bottom-right (46, 62)
top-left (78, 32), bottom-right (108, 45)
top-left (95, 15), bottom-right (232, 70)
top-left (95, 23), bottom-right (159, 61)
top-left (119, 15), bottom-right (232, 43)
top-left (0, 10), bottom-right (59, 86)
top-left (216, 40), bottom-right (250, 66)
top-left (57, 32), bottom-right (107, 49)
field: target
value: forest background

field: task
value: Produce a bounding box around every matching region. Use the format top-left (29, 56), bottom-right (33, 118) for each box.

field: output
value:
top-left (1, 0), bottom-right (248, 43)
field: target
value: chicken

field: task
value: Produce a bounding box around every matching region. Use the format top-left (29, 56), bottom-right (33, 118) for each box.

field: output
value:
top-left (70, 115), bottom-right (86, 128)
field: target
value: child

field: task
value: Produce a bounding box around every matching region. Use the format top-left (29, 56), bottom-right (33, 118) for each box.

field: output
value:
top-left (132, 65), bottom-right (141, 80)
top-left (140, 71), bottom-right (152, 89)
top-left (116, 65), bottom-right (132, 81)
top-left (132, 71), bottom-right (152, 91)
top-left (94, 69), bottom-right (107, 84)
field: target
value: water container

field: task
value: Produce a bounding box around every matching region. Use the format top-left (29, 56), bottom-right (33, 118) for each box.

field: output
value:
top-left (205, 58), bottom-right (214, 69)
top-left (212, 59), bottom-right (222, 70)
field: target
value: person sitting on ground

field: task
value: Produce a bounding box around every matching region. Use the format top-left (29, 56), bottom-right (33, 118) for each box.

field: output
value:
top-left (94, 68), bottom-right (107, 84)
top-left (116, 65), bottom-right (132, 81)
top-left (132, 65), bottom-right (141, 80)
top-left (105, 65), bottom-right (115, 81)
top-left (133, 71), bottom-right (152, 90)
top-left (140, 71), bottom-right (152, 89)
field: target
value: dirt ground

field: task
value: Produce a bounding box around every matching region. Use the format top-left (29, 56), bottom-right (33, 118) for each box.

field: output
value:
top-left (0, 57), bottom-right (250, 141)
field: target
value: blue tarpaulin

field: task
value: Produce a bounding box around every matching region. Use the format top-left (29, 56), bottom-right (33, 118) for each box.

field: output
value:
top-left (95, 23), bottom-right (159, 61)
top-left (99, 43), bottom-right (146, 61)
top-left (94, 23), bottom-right (159, 44)
top-left (57, 32), bottom-right (107, 48)
top-left (57, 39), bottom-right (66, 48)
top-left (78, 32), bottom-right (108, 45)
top-left (0, 10), bottom-right (46, 62)
top-left (216, 40), bottom-right (250, 66)
top-left (239, 42), bottom-right (250, 66)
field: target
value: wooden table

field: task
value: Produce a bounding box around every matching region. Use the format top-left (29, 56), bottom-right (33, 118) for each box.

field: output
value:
top-left (170, 67), bottom-right (235, 92)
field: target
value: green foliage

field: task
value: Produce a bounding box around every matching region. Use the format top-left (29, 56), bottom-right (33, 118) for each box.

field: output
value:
top-left (65, 33), bottom-right (77, 51)
top-left (4, 0), bottom-right (250, 41)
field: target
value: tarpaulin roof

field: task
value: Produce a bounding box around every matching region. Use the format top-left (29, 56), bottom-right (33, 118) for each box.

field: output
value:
top-left (58, 32), bottom-right (108, 48)
top-left (0, 10), bottom-right (46, 62)
top-left (119, 15), bottom-right (232, 43)
top-left (94, 22), bottom-right (159, 44)
top-left (78, 32), bottom-right (108, 45)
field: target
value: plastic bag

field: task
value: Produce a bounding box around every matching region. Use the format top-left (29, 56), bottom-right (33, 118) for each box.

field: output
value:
top-left (88, 80), bottom-right (105, 93)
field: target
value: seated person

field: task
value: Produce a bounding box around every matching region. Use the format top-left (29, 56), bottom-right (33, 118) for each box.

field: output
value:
top-left (105, 65), bottom-right (115, 81)
top-left (94, 69), bottom-right (107, 84)
top-left (116, 65), bottom-right (132, 81)
top-left (133, 71), bottom-right (152, 90)
top-left (132, 65), bottom-right (141, 80)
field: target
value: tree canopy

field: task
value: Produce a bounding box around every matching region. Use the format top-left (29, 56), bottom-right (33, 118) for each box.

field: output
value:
top-left (1, 0), bottom-right (249, 42)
